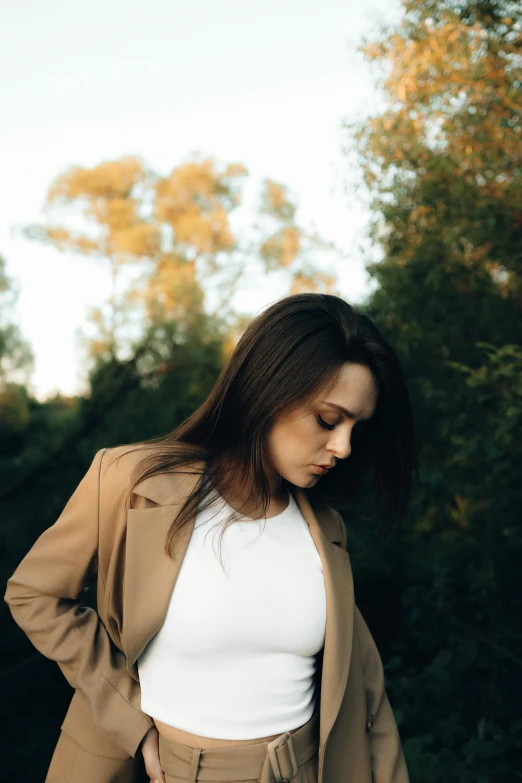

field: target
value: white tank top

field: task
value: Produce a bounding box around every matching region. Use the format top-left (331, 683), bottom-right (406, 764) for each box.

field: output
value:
top-left (137, 484), bottom-right (327, 739)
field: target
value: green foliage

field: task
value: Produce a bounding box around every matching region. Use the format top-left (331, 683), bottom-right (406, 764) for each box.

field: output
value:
top-left (0, 255), bottom-right (34, 390)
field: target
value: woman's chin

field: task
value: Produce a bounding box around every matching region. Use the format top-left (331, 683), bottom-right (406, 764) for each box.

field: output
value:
top-left (293, 467), bottom-right (321, 488)
top-left (280, 465), bottom-right (321, 489)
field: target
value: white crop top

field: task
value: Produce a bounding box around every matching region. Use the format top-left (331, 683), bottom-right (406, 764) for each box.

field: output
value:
top-left (137, 484), bottom-right (327, 739)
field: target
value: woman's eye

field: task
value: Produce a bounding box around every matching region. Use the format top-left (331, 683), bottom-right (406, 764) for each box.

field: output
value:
top-left (316, 414), bottom-right (335, 431)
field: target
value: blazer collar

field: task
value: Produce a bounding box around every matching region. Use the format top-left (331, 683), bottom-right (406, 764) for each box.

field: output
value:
top-left (124, 462), bottom-right (355, 761)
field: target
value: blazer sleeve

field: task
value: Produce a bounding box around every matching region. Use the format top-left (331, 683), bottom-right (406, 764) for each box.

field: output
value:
top-left (3, 448), bottom-right (154, 758)
top-left (335, 511), bottom-right (410, 783)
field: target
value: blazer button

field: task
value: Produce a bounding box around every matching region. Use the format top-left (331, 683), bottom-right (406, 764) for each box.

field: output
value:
top-left (366, 714), bottom-right (374, 732)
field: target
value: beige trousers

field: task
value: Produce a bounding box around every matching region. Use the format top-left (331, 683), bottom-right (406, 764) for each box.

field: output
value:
top-left (46, 709), bottom-right (319, 783)
top-left (158, 708), bottom-right (319, 783)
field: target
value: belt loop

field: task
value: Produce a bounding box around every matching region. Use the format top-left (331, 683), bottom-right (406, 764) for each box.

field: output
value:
top-left (188, 746), bottom-right (202, 783)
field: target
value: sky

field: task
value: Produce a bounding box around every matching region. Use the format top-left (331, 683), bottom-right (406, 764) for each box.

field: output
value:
top-left (1, 0), bottom-right (402, 401)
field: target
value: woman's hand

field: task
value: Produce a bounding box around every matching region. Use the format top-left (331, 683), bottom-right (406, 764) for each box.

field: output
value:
top-left (141, 725), bottom-right (166, 783)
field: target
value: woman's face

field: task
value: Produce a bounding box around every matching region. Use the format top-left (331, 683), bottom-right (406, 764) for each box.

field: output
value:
top-left (266, 362), bottom-right (378, 491)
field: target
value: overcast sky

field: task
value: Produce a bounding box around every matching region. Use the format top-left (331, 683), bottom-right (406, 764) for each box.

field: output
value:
top-left (1, 0), bottom-right (402, 400)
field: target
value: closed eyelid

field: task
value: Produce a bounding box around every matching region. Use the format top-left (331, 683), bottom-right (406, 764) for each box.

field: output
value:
top-left (318, 414), bottom-right (365, 431)
top-left (321, 400), bottom-right (373, 421)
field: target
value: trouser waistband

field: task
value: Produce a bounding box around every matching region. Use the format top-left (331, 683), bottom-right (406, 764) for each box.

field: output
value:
top-left (157, 707), bottom-right (320, 783)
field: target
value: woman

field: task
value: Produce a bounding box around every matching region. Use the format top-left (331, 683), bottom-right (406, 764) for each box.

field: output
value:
top-left (5, 293), bottom-right (418, 783)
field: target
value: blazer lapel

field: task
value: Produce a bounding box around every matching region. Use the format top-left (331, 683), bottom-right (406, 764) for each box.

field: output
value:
top-left (123, 464), bottom-right (355, 758)
top-left (293, 488), bottom-right (355, 757)
top-left (123, 465), bottom-right (204, 673)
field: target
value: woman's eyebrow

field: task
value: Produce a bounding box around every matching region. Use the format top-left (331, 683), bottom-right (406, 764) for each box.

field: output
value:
top-left (319, 401), bottom-right (374, 421)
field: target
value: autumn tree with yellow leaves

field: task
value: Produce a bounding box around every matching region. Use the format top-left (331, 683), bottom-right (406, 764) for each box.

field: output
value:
top-left (22, 154), bottom-right (338, 363)
top-left (347, 0), bottom-right (521, 292)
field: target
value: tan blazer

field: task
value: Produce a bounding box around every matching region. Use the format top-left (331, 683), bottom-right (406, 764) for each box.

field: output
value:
top-left (4, 445), bottom-right (409, 783)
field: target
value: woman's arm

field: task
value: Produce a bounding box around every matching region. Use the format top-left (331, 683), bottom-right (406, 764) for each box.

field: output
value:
top-left (334, 511), bottom-right (410, 783)
top-left (3, 448), bottom-right (154, 758)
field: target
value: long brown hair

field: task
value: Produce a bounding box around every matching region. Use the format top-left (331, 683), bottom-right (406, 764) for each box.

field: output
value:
top-left (118, 293), bottom-right (419, 562)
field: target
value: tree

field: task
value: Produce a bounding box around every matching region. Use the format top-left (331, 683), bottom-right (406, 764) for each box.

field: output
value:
top-left (0, 255), bottom-right (34, 452)
top-left (21, 154), bottom-right (339, 365)
top-left (0, 255), bottom-right (34, 389)
top-left (342, 1), bottom-right (522, 779)
top-left (346, 0), bottom-right (521, 295)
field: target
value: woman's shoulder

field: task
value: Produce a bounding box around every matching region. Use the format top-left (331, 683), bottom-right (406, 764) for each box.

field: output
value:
top-left (95, 443), bottom-right (162, 494)
top-left (97, 443), bottom-right (205, 505)
top-left (99, 442), bottom-right (157, 469)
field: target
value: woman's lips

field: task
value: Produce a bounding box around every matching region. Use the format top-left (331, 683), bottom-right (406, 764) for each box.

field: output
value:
top-left (312, 465), bottom-right (330, 475)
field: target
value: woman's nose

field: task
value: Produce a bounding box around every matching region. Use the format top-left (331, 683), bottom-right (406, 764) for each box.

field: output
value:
top-left (328, 439), bottom-right (351, 461)
top-left (328, 427), bottom-right (353, 460)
